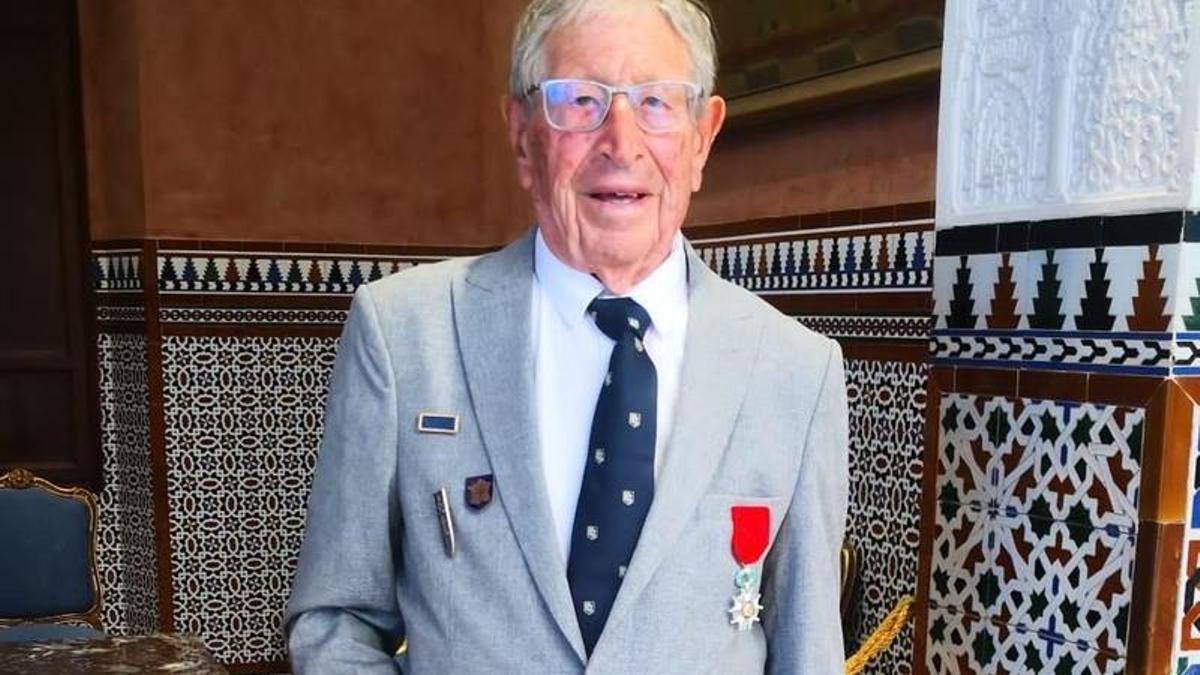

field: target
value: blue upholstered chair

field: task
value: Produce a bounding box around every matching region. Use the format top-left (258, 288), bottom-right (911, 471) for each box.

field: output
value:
top-left (0, 468), bottom-right (106, 642)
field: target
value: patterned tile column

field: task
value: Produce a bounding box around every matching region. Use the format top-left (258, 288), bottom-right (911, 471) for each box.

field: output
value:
top-left (928, 2), bottom-right (1200, 672)
top-left (94, 245), bottom-right (160, 635)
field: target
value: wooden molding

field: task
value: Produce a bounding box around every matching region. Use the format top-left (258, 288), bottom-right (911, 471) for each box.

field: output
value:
top-left (724, 48), bottom-right (942, 130)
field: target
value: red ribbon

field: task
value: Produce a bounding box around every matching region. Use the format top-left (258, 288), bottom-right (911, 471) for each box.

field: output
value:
top-left (730, 505), bottom-right (770, 566)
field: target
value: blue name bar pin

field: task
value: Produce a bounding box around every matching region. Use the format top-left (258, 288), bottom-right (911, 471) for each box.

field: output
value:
top-left (417, 412), bottom-right (460, 435)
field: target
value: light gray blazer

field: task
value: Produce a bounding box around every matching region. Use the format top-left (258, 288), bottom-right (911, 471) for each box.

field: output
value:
top-left (283, 229), bottom-right (849, 673)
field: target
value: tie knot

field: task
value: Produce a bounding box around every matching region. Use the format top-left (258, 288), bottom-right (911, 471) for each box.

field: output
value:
top-left (588, 297), bottom-right (651, 341)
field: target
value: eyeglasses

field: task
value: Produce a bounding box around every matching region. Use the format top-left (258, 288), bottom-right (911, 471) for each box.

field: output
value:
top-left (526, 78), bottom-right (702, 133)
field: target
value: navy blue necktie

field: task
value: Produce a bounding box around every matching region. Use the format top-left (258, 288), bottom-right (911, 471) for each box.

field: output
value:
top-left (567, 297), bottom-right (657, 655)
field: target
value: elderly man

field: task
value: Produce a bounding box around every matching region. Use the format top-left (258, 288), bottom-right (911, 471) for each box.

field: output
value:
top-left (283, 0), bottom-right (848, 672)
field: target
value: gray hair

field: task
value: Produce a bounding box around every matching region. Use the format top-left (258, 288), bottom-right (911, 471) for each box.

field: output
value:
top-left (508, 0), bottom-right (717, 98)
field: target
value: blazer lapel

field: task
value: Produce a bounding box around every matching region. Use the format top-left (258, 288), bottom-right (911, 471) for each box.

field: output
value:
top-left (599, 244), bottom-right (765, 650)
top-left (452, 230), bottom-right (587, 663)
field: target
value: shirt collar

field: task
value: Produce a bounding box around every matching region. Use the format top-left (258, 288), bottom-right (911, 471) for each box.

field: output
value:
top-left (533, 228), bottom-right (688, 337)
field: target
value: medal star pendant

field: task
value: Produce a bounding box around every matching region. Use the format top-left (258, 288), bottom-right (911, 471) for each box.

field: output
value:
top-left (728, 588), bottom-right (763, 631)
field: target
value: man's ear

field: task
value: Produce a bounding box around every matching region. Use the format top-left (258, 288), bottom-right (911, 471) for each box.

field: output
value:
top-left (503, 95), bottom-right (535, 191)
top-left (690, 95), bottom-right (726, 192)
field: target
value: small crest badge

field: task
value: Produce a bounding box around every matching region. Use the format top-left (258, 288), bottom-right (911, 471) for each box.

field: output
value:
top-left (464, 474), bottom-right (494, 511)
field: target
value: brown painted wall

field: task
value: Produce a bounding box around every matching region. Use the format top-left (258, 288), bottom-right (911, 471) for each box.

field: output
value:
top-left (80, 1), bottom-right (936, 246)
top-left (481, 0), bottom-right (534, 241)
top-left (690, 92), bottom-right (939, 227)
top-left (80, 0), bottom-right (147, 240)
top-left (81, 0), bottom-right (522, 247)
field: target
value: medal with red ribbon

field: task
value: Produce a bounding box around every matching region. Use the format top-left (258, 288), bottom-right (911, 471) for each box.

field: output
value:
top-left (728, 505), bottom-right (770, 630)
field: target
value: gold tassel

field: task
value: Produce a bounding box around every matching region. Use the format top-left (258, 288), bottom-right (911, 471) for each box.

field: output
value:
top-left (845, 595), bottom-right (914, 674)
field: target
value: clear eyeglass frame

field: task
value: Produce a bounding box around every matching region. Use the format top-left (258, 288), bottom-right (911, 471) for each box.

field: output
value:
top-left (526, 78), bottom-right (703, 133)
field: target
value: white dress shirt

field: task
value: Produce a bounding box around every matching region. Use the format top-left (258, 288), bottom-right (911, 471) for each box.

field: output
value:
top-left (532, 229), bottom-right (689, 565)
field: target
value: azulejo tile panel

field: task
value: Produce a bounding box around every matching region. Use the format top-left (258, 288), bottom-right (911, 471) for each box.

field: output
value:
top-left (95, 333), bottom-right (159, 635)
top-left (991, 400), bottom-right (1141, 533)
top-left (927, 607), bottom-right (1128, 674)
top-left (844, 360), bottom-right (927, 674)
top-left (160, 336), bottom-right (337, 665)
top-left (931, 393), bottom-right (1142, 666)
top-left (989, 512), bottom-right (1134, 656)
top-left (928, 498), bottom-right (994, 619)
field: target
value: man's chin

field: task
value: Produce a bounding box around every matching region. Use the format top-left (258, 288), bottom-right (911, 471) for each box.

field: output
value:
top-left (578, 227), bottom-right (674, 277)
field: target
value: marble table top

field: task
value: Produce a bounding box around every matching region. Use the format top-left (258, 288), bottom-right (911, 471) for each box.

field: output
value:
top-left (0, 633), bottom-right (227, 674)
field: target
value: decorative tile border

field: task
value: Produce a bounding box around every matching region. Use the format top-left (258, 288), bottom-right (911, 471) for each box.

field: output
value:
top-left (94, 249), bottom-right (144, 293)
top-left (932, 246), bottom-right (1185, 333)
top-left (797, 315), bottom-right (931, 341)
top-left (692, 222), bottom-right (934, 295)
top-left (159, 307), bottom-right (349, 326)
top-left (930, 330), bottom-right (1175, 377)
top-left (1177, 334), bottom-right (1200, 376)
top-left (97, 305), bottom-right (148, 324)
top-left (156, 252), bottom-right (438, 295)
top-left (931, 215), bottom-right (1200, 374)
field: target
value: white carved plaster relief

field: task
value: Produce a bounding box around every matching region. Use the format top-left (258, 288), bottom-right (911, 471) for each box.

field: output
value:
top-left (938, 0), bottom-right (1200, 226)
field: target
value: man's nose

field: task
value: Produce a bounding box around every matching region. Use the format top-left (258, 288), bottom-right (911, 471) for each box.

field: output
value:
top-left (596, 94), bottom-right (643, 165)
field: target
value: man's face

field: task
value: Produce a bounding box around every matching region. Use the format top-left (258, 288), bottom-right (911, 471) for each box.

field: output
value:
top-left (506, 5), bottom-right (725, 290)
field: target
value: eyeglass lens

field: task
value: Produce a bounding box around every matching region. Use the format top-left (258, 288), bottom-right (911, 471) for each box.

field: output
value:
top-left (541, 80), bottom-right (696, 132)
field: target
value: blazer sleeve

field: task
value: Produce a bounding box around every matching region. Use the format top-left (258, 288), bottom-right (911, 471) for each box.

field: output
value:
top-left (283, 286), bottom-right (405, 674)
top-left (762, 339), bottom-right (850, 673)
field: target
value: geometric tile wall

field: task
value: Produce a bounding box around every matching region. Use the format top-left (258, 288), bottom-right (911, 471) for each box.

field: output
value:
top-left (844, 359), bottom-right (928, 674)
top-left (93, 204), bottom-right (935, 670)
top-left (93, 242), bottom-right (456, 670)
top-left (160, 336), bottom-right (336, 664)
top-left (95, 332), bottom-right (160, 635)
top-left (928, 394), bottom-right (1142, 672)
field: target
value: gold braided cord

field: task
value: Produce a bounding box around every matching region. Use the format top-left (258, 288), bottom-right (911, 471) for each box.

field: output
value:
top-left (844, 595), bottom-right (914, 675)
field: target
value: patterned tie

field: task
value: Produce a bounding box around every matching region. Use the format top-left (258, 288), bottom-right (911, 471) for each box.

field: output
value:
top-left (567, 297), bottom-right (657, 655)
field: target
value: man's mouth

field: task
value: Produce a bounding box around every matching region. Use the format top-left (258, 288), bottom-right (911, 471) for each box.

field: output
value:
top-left (588, 192), bottom-right (650, 204)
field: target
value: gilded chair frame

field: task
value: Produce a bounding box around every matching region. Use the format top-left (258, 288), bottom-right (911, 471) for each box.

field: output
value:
top-left (0, 468), bottom-right (103, 629)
